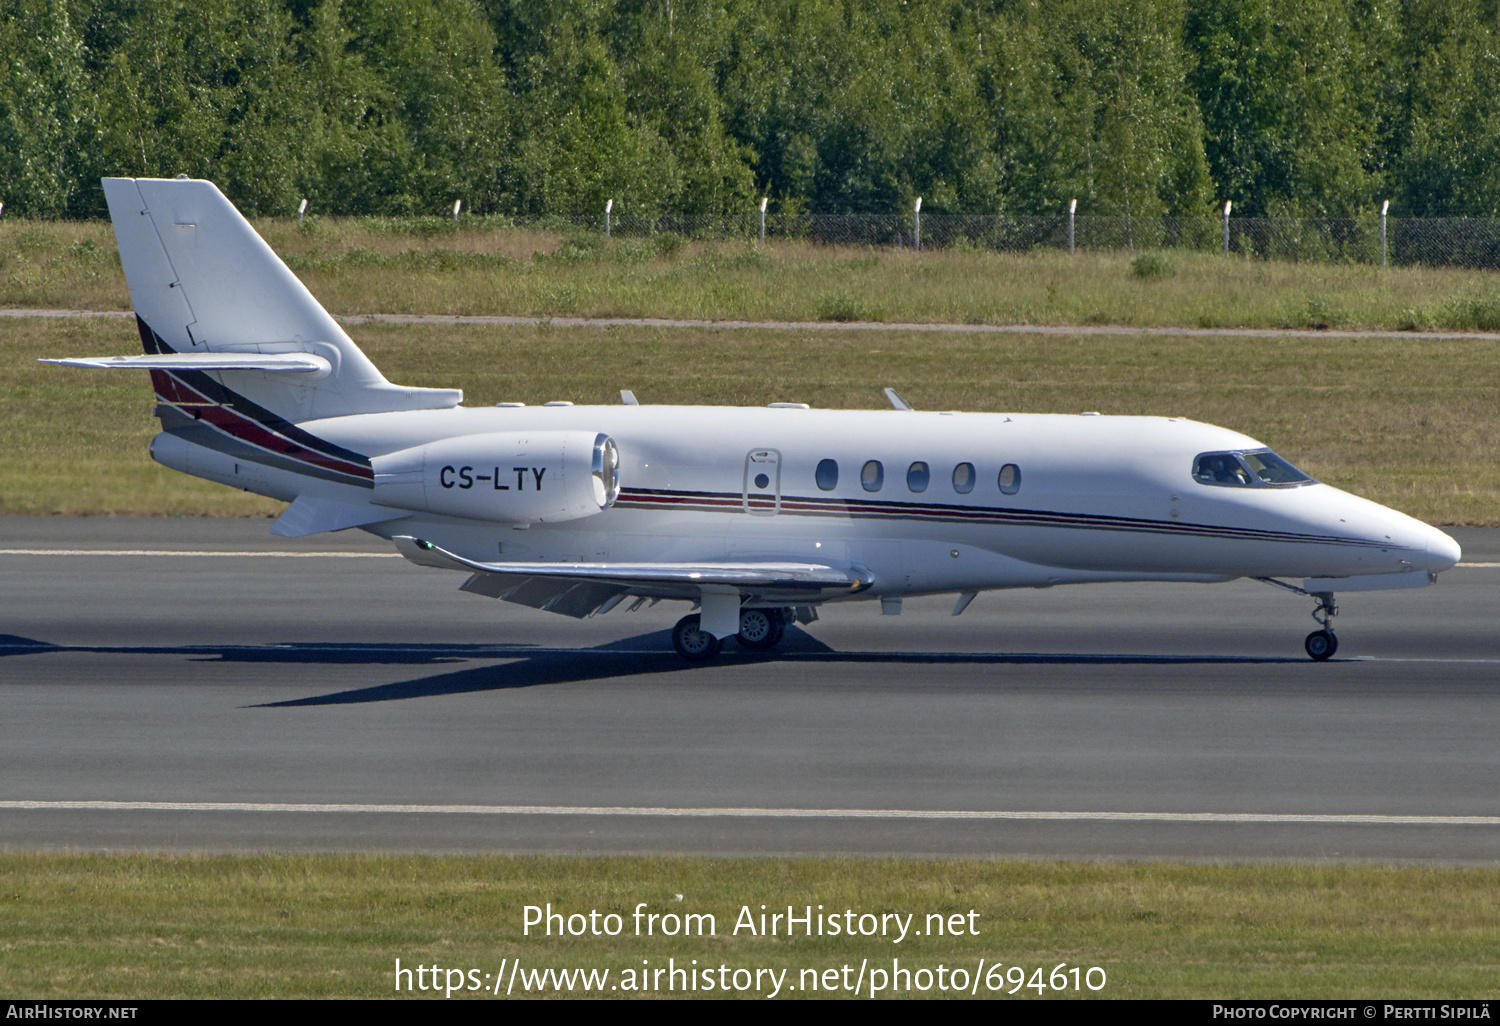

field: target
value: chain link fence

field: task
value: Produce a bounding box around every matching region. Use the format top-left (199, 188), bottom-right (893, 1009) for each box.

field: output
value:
top-left (529, 212), bottom-right (1500, 270)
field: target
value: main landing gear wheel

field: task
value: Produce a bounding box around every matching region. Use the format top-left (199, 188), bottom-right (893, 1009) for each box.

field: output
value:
top-left (1305, 629), bottom-right (1338, 661)
top-left (735, 608), bottom-right (786, 651)
top-left (672, 614), bottom-right (722, 661)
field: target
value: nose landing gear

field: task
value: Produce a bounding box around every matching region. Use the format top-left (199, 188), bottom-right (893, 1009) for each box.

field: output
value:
top-left (1304, 592), bottom-right (1338, 661)
top-left (1257, 578), bottom-right (1339, 661)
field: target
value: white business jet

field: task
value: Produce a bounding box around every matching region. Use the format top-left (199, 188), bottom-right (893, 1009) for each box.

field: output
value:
top-left (46, 178), bottom-right (1461, 661)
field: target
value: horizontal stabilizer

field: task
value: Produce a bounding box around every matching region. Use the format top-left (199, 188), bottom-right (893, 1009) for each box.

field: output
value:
top-left (42, 353), bottom-right (331, 375)
top-left (392, 536), bottom-right (872, 603)
top-left (1302, 571), bottom-right (1436, 593)
top-left (271, 496), bottom-right (409, 537)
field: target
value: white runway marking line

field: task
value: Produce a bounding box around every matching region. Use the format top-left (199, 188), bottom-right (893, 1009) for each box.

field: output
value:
top-left (4, 801), bottom-right (1499, 825)
top-left (0, 549), bottom-right (399, 558)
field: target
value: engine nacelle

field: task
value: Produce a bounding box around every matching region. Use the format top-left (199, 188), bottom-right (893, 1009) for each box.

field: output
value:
top-left (371, 430), bottom-right (620, 524)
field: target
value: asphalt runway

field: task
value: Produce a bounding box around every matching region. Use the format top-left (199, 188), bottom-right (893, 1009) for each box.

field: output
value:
top-left (2, 517), bottom-right (1498, 861)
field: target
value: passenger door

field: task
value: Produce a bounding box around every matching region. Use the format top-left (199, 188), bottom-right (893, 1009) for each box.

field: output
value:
top-left (742, 449), bottom-right (782, 516)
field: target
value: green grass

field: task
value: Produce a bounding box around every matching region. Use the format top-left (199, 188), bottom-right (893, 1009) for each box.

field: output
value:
top-left (9, 216), bottom-right (1500, 331)
top-left (9, 316), bottom-right (1499, 523)
top-left (1, 854), bottom-right (1497, 999)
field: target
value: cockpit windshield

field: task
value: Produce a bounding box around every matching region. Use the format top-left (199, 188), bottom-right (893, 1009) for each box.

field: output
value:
top-left (1193, 449), bottom-right (1315, 488)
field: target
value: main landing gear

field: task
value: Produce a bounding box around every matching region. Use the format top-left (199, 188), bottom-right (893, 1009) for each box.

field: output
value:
top-left (671, 608), bottom-right (791, 661)
top-left (1256, 579), bottom-right (1339, 661)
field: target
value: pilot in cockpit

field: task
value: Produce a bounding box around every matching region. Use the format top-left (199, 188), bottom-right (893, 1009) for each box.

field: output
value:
top-left (1197, 453), bottom-right (1251, 486)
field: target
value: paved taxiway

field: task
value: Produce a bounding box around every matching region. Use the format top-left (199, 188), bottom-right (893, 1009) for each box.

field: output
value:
top-left (2, 517), bottom-right (1497, 860)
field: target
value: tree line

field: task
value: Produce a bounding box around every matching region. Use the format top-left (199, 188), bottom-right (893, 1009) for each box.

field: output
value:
top-left (5, 0), bottom-right (1500, 220)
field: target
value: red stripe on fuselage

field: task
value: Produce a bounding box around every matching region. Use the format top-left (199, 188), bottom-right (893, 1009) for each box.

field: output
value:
top-left (193, 405), bottom-right (373, 480)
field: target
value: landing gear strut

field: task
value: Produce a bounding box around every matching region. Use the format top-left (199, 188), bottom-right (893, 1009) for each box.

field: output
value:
top-left (1304, 592), bottom-right (1338, 661)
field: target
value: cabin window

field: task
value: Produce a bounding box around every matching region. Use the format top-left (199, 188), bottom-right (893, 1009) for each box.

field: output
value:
top-left (1193, 449), bottom-right (1314, 488)
top-left (998, 463), bottom-right (1022, 495)
top-left (816, 459), bottom-right (838, 490)
top-left (907, 461), bottom-right (930, 493)
top-left (952, 462), bottom-right (976, 494)
top-left (861, 460), bottom-right (884, 492)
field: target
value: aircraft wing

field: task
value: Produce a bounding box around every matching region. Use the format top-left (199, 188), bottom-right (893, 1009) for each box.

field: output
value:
top-left (392, 535), bottom-right (872, 618)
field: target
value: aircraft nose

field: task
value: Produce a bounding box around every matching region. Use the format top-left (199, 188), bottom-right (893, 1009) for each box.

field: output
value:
top-left (1423, 526), bottom-right (1462, 573)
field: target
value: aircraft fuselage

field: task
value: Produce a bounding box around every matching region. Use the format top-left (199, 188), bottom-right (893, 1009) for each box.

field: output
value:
top-left (155, 402), bottom-right (1458, 599)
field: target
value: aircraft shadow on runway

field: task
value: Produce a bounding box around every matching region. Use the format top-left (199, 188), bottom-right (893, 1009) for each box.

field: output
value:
top-left (0, 630), bottom-right (1304, 707)
top-left (0, 634), bottom-right (58, 657)
top-left (253, 627), bottom-right (1305, 707)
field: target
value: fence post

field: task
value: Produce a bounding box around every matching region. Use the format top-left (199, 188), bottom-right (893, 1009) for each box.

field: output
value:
top-left (1068, 198), bottom-right (1076, 255)
top-left (297, 199), bottom-right (307, 224)
top-left (760, 197), bottom-right (768, 243)
top-left (452, 199), bottom-right (462, 222)
top-left (605, 198), bottom-right (613, 238)
top-left (914, 197), bottom-right (922, 252)
top-left (1222, 200), bottom-right (1232, 255)
top-left (1381, 200), bottom-right (1389, 267)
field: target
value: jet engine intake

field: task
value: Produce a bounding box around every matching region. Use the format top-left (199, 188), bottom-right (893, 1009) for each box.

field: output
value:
top-left (372, 430), bottom-right (619, 524)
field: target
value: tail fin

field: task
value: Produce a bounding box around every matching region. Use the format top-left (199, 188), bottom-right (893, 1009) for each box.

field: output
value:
top-left (100, 177), bottom-right (461, 420)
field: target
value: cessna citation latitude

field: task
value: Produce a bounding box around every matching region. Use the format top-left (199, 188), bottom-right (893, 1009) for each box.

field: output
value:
top-left (46, 177), bottom-right (1462, 662)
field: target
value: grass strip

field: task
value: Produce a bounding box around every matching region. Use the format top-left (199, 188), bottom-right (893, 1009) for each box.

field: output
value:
top-left (1, 853), bottom-right (1497, 999)
top-left (9, 217), bottom-right (1500, 332)
top-left (8, 317), bottom-right (1498, 524)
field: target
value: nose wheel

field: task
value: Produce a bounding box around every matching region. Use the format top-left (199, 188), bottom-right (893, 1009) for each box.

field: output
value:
top-left (1304, 629), bottom-right (1338, 660)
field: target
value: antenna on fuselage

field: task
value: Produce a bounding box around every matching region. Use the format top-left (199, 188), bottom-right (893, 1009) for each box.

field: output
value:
top-left (883, 387), bottom-right (913, 411)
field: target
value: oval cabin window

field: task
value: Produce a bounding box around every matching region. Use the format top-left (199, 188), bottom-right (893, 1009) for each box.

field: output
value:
top-left (815, 459), bottom-right (838, 490)
top-left (952, 462), bottom-right (976, 494)
top-left (998, 463), bottom-right (1021, 495)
